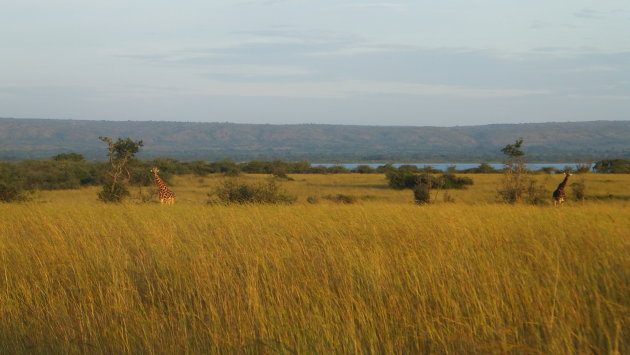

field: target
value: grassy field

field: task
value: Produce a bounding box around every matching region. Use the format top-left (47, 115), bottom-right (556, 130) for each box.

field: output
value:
top-left (1, 173), bottom-right (629, 354)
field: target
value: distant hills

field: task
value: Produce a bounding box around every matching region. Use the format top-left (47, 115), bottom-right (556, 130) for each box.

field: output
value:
top-left (1, 117), bottom-right (629, 162)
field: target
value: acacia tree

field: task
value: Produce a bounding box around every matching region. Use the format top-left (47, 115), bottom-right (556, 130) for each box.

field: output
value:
top-left (498, 138), bottom-right (527, 203)
top-left (98, 136), bottom-right (143, 202)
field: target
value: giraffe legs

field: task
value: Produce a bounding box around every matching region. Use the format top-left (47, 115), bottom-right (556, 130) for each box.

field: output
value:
top-left (552, 197), bottom-right (565, 206)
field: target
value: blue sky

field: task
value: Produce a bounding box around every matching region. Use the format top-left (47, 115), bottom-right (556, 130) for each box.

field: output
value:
top-left (1, 0), bottom-right (629, 126)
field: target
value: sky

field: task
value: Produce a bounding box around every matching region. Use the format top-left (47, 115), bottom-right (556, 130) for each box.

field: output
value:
top-left (1, 0), bottom-right (629, 126)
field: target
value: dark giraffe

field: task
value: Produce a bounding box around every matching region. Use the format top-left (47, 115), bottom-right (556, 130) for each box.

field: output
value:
top-left (552, 172), bottom-right (572, 206)
top-left (151, 167), bottom-right (176, 204)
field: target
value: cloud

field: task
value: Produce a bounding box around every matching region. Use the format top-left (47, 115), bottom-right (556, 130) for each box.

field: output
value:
top-left (231, 28), bottom-right (360, 46)
top-left (307, 44), bottom-right (410, 57)
top-left (574, 8), bottom-right (626, 20)
top-left (146, 80), bottom-right (549, 100)
top-left (566, 94), bottom-right (630, 101)
top-left (575, 9), bottom-right (605, 19)
top-left (116, 28), bottom-right (630, 103)
top-left (237, 0), bottom-right (304, 6)
top-left (558, 65), bottom-right (618, 73)
top-left (348, 2), bottom-right (403, 8)
top-left (202, 64), bottom-right (312, 78)
top-left (529, 21), bottom-right (552, 30)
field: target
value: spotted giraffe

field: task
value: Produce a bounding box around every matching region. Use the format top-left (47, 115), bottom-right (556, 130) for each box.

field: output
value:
top-left (151, 167), bottom-right (176, 204)
top-left (552, 172), bottom-right (572, 206)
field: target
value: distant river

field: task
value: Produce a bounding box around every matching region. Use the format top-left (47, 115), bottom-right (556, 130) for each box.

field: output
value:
top-left (312, 163), bottom-right (589, 172)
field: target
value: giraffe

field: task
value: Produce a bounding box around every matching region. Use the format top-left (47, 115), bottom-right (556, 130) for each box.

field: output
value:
top-left (552, 172), bottom-right (572, 206)
top-left (151, 167), bottom-right (176, 204)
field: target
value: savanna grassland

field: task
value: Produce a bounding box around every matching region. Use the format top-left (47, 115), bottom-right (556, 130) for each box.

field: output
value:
top-left (1, 173), bottom-right (629, 354)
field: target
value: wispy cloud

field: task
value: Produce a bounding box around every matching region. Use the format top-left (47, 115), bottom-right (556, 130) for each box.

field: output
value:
top-left (574, 8), bottom-right (626, 20)
top-left (558, 65), bottom-right (618, 73)
top-left (575, 9), bottom-right (606, 19)
top-left (202, 64), bottom-right (312, 78)
top-left (566, 94), bottom-right (630, 101)
top-left (115, 28), bottom-right (629, 105)
top-left (237, 0), bottom-right (306, 6)
top-left (529, 20), bottom-right (552, 30)
top-left (348, 2), bottom-right (404, 8)
top-left (145, 80), bottom-right (549, 99)
top-left (308, 44), bottom-right (410, 57)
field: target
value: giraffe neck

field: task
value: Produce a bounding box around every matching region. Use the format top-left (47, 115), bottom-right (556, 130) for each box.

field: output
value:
top-left (557, 175), bottom-right (570, 190)
top-left (153, 172), bottom-right (167, 189)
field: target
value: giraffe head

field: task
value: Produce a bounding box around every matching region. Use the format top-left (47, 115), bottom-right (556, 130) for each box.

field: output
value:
top-left (151, 167), bottom-right (159, 174)
top-left (566, 172), bottom-right (573, 177)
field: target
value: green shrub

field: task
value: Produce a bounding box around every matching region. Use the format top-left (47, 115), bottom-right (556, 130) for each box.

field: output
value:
top-left (461, 163), bottom-right (500, 174)
top-left (525, 180), bottom-right (549, 205)
top-left (272, 170), bottom-right (294, 181)
top-left (223, 168), bottom-right (241, 177)
top-left (326, 165), bottom-right (350, 174)
top-left (387, 170), bottom-right (473, 190)
top-left (210, 179), bottom-right (296, 204)
top-left (435, 174), bottom-right (474, 189)
top-left (52, 153), bottom-right (84, 161)
top-left (593, 159), bottom-right (630, 173)
top-left (571, 180), bottom-right (586, 201)
top-left (0, 183), bottom-right (30, 202)
top-left (98, 182), bottom-right (130, 203)
top-left (353, 165), bottom-right (375, 174)
top-left (385, 170), bottom-right (421, 190)
top-left (413, 182), bottom-right (431, 204)
top-left (323, 194), bottom-right (358, 204)
top-left (575, 163), bottom-right (592, 174)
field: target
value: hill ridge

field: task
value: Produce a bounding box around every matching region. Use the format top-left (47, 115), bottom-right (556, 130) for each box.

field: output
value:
top-left (1, 117), bottom-right (629, 162)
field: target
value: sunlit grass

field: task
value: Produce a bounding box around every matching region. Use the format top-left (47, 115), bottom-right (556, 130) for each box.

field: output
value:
top-left (1, 173), bottom-right (629, 353)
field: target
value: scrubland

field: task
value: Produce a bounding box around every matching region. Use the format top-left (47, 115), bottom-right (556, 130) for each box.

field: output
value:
top-left (1, 174), bottom-right (628, 354)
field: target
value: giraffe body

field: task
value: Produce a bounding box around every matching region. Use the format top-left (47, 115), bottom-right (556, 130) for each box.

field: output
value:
top-left (552, 172), bottom-right (572, 206)
top-left (151, 168), bottom-right (176, 204)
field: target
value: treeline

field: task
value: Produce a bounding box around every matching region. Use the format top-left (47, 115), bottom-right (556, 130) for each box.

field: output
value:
top-left (1, 154), bottom-right (629, 193)
top-left (0, 159), bottom-right (495, 192)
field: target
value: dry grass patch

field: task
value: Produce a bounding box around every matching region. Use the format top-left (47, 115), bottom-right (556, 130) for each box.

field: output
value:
top-left (1, 201), bottom-right (628, 353)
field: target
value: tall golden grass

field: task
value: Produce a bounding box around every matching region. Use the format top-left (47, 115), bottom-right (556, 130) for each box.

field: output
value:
top-left (1, 173), bottom-right (628, 353)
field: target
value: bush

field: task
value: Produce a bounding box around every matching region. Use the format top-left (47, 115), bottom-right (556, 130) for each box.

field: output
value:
top-left (323, 194), bottom-right (358, 204)
top-left (272, 170), bottom-right (294, 181)
top-left (413, 182), bottom-right (431, 204)
top-left (593, 159), bottom-right (630, 174)
top-left (210, 179), bottom-right (296, 204)
top-left (189, 160), bottom-right (213, 177)
top-left (524, 180), bottom-right (549, 205)
top-left (497, 186), bottom-right (522, 204)
top-left (435, 174), bottom-right (474, 189)
top-left (353, 165), bottom-right (376, 174)
top-left (98, 182), bottom-right (130, 203)
top-left (460, 163), bottom-right (500, 174)
top-left (326, 165), bottom-right (350, 174)
top-left (575, 163), bottom-right (592, 174)
top-left (0, 160), bottom-right (104, 190)
top-left (385, 170), bottom-right (421, 190)
top-left (52, 153), bottom-right (85, 161)
top-left (0, 183), bottom-right (30, 202)
top-left (571, 181), bottom-right (586, 201)
top-left (223, 168), bottom-right (241, 177)
top-left (387, 170), bottom-right (473, 190)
